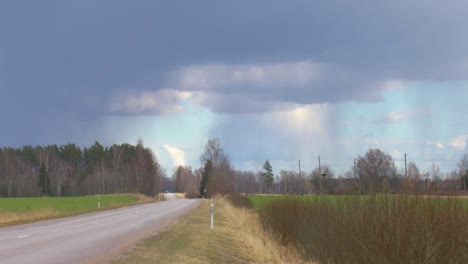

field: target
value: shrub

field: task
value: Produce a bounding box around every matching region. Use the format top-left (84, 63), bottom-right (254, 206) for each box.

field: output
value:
top-left (260, 195), bottom-right (468, 264)
top-left (226, 193), bottom-right (254, 209)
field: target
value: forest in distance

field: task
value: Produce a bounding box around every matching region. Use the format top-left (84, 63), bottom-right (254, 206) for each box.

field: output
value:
top-left (0, 141), bottom-right (162, 197)
top-left (0, 138), bottom-right (467, 198)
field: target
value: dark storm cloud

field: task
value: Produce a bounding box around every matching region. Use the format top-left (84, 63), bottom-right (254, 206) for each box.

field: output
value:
top-left (1, 0), bottom-right (468, 145)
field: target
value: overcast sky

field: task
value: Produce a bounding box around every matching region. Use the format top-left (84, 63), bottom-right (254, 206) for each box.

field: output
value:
top-left (1, 1), bottom-right (467, 174)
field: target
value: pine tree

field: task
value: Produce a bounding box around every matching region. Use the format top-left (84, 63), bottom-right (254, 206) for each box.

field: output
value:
top-left (38, 163), bottom-right (51, 196)
top-left (263, 160), bottom-right (274, 194)
top-left (199, 160), bottom-right (212, 198)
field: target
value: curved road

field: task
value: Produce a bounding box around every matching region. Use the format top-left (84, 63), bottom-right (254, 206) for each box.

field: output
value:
top-left (0, 194), bottom-right (200, 264)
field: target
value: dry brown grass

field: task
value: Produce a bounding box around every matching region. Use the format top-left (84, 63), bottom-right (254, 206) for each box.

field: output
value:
top-left (0, 209), bottom-right (60, 225)
top-left (130, 193), bottom-right (156, 203)
top-left (174, 193), bottom-right (186, 199)
top-left (219, 195), bottom-right (312, 264)
top-left (260, 195), bottom-right (468, 264)
top-left (112, 196), bottom-right (310, 264)
top-left (112, 198), bottom-right (250, 263)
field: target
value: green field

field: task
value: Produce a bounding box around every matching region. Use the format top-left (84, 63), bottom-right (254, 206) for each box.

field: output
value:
top-left (0, 195), bottom-right (140, 213)
top-left (0, 195), bottom-right (146, 225)
top-left (247, 194), bottom-right (468, 209)
top-left (247, 194), bottom-right (327, 209)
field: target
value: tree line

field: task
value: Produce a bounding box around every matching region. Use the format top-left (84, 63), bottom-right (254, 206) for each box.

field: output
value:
top-left (1, 138), bottom-right (467, 198)
top-left (188, 140), bottom-right (468, 196)
top-left (0, 141), bottom-right (163, 197)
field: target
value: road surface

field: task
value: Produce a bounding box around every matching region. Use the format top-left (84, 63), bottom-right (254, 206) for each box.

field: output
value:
top-left (0, 194), bottom-right (200, 264)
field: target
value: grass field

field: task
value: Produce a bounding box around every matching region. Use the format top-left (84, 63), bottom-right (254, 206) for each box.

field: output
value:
top-left (247, 194), bottom-right (468, 209)
top-left (247, 194), bottom-right (468, 264)
top-left (0, 194), bottom-right (151, 225)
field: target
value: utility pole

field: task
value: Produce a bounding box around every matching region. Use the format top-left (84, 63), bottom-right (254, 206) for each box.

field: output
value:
top-left (318, 156), bottom-right (321, 176)
top-left (298, 160), bottom-right (302, 177)
top-left (404, 153), bottom-right (408, 179)
top-left (354, 158), bottom-right (356, 178)
top-left (318, 156), bottom-right (321, 195)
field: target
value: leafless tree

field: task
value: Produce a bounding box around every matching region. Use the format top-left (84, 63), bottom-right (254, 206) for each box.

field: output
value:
top-left (310, 164), bottom-right (334, 194)
top-left (457, 154), bottom-right (468, 191)
top-left (279, 170), bottom-right (304, 194)
top-left (355, 149), bottom-right (396, 194)
top-left (199, 138), bottom-right (234, 195)
top-left (173, 165), bottom-right (198, 194)
top-left (406, 162), bottom-right (423, 193)
top-left (2, 148), bottom-right (17, 197)
top-left (111, 145), bottom-right (124, 192)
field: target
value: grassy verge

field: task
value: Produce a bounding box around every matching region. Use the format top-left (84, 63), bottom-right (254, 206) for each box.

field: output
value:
top-left (250, 195), bottom-right (468, 264)
top-left (112, 196), bottom-right (307, 264)
top-left (0, 194), bottom-right (154, 226)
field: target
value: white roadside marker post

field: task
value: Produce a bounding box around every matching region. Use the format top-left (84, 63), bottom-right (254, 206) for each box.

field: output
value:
top-left (210, 198), bottom-right (214, 229)
top-left (98, 196), bottom-right (101, 209)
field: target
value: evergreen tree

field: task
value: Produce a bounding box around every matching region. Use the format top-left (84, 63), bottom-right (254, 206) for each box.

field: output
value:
top-left (263, 159), bottom-right (274, 194)
top-left (199, 160), bottom-right (212, 198)
top-left (38, 163), bottom-right (50, 196)
top-left (174, 166), bottom-right (183, 193)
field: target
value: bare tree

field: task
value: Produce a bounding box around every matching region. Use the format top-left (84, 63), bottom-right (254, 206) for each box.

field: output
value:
top-left (429, 163), bottom-right (442, 194)
top-left (279, 170), bottom-right (304, 194)
top-left (2, 148), bottom-right (17, 197)
top-left (457, 154), bottom-right (468, 192)
top-left (199, 138), bottom-right (234, 195)
top-left (406, 162), bottom-right (422, 193)
top-left (111, 145), bottom-right (123, 192)
top-left (173, 165), bottom-right (198, 194)
top-left (200, 138), bottom-right (229, 168)
top-left (59, 144), bottom-right (82, 195)
top-left (355, 149), bottom-right (396, 194)
top-left (135, 141), bottom-right (145, 193)
top-left (310, 164), bottom-right (334, 194)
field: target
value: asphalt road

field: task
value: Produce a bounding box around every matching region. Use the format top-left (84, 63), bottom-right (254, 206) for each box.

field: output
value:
top-left (0, 194), bottom-right (200, 264)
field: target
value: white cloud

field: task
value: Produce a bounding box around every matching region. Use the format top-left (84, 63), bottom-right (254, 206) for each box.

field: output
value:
top-left (110, 89), bottom-right (192, 115)
top-left (178, 61), bottom-right (323, 90)
top-left (267, 104), bottom-right (334, 158)
top-left (163, 145), bottom-right (186, 167)
top-left (377, 108), bottom-right (431, 123)
top-left (449, 135), bottom-right (468, 149)
top-left (435, 143), bottom-right (444, 149)
top-left (382, 80), bottom-right (410, 90)
top-left (108, 61), bottom-right (417, 116)
top-left (269, 104), bottom-right (331, 136)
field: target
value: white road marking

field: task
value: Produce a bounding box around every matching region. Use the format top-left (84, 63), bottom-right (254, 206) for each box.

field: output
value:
top-left (52, 229), bottom-right (59, 232)
top-left (17, 235), bottom-right (29, 239)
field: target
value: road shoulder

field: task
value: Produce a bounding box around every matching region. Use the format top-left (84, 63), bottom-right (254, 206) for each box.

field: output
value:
top-left (111, 198), bottom-right (253, 264)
